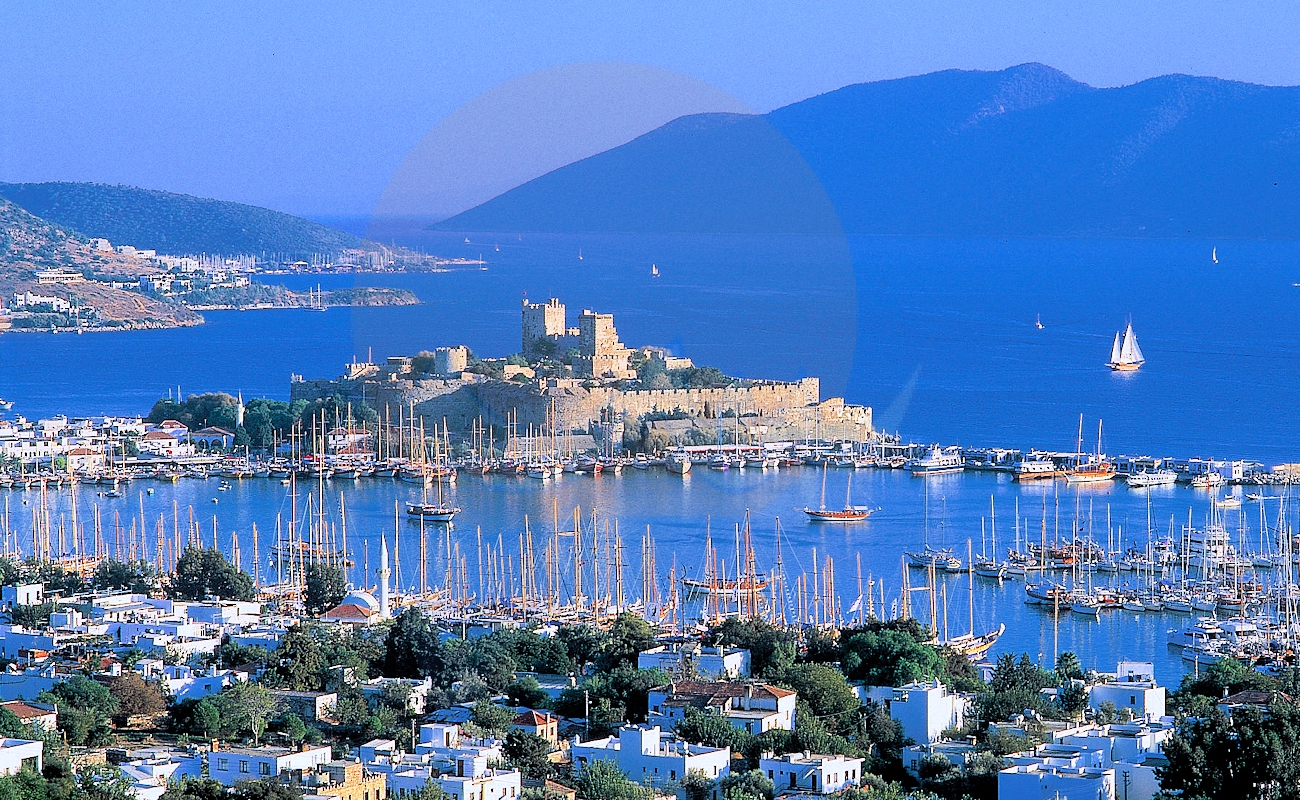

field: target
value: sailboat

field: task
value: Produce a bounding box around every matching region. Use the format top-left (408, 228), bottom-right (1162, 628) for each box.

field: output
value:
top-left (651, 264), bottom-right (660, 278)
top-left (1035, 314), bottom-right (1043, 330)
top-left (578, 249), bottom-right (583, 261)
top-left (804, 463), bottom-right (874, 521)
top-left (1212, 247), bottom-right (1218, 264)
top-left (1107, 321), bottom-right (1145, 371)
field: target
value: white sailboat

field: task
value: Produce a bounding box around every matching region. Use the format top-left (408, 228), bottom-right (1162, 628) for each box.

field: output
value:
top-left (651, 264), bottom-right (660, 278)
top-left (1212, 247), bottom-right (1218, 264)
top-left (1107, 322), bottom-right (1144, 371)
top-left (1035, 314), bottom-right (1043, 329)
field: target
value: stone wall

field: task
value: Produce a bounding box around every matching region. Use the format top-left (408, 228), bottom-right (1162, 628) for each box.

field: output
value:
top-left (293, 372), bottom-right (870, 441)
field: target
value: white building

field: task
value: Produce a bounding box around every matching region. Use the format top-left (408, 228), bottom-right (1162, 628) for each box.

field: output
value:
top-left (999, 762), bottom-right (1116, 800)
top-left (0, 739), bottom-right (43, 775)
top-left (361, 677), bottom-right (433, 715)
top-left (207, 745), bottom-right (332, 786)
top-left (117, 746), bottom-right (205, 800)
top-left (1089, 662), bottom-right (1166, 722)
top-left (881, 679), bottom-right (970, 745)
top-left (572, 726), bottom-right (730, 796)
top-left (759, 752), bottom-right (864, 795)
top-left (999, 720), bottom-right (1173, 800)
top-left (638, 644), bottom-right (751, 679)
top-left (647, 681), bottom-right (796, 735)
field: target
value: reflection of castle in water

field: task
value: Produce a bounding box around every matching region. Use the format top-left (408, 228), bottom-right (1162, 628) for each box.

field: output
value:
top-left (291, 296), bottom-right (873, 446)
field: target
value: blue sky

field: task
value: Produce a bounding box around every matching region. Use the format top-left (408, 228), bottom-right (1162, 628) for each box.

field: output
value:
top-left (1, 1), bottom-right (1297, 217)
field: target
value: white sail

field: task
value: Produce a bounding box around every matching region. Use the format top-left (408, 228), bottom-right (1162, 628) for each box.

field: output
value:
top-left (1119, 323), bottom-right (1143, 364)
top-left (1109, 332), bottom-right (1123, 364)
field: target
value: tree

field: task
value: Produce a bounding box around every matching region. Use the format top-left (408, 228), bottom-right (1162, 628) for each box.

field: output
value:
top-left (507, 677), bottom-right (550, 709)
top-left (384, 608), bottom-right (442, 679)
top-left (598, 613), bottom-right (656, 672)
top-left (229, 780), bottom-right (303, 800)
top-left (281, 713), bottom-right (307, 744)
top-left (9, 603), bottom-right (55, 629)
top-left (717, 770), bottom-right (774, 800)
top-left (557, 624), bottom-right (609, 671)
top-left (104, 673), bottom-right (166, 718)
top-left (1159, 704), bottom-right (1300, 800)
top-left (675, 708), bottom-right (754, 752)
top-left (171, 547), bottom-right (255, 601)
top-left (1056, 681), bottom-right (1087, 722)
top-left (193, 698), bottom-right (223, 739)
top-left (39, 675), bottom-right (117, 746)
top-left (680, 770), bottom-right (714, 800)
top-left (225, 682), bottom-right (280, 744)
top-left (504, 729), bottom-right (554, 780)
top-left (93, 560), bottom-right (155, 593)
top-left (470, 701), bottom-right (515, 735)
top-left (769, 663), bottom-right (860, 734)
top-left (304, 563), bottom-right (345, 615)
top-left (77, 764), bottom-right (135, 800)
top-left (576, 760), bottom-right (645, 800)
top-left (161, 778), bottom-right (230, 800)
top-left (706, 618), bottom-right (799, 678)
top-left (1053, 652), bottom-right (1082, 682)
top-left (274, 627), bottom-right (327, 691)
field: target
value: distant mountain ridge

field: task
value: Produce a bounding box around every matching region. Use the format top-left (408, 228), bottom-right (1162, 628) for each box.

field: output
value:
top-left (0, 182), bottom-right (374, 257)
top-left (436, 64), bottom-right (1300, 238)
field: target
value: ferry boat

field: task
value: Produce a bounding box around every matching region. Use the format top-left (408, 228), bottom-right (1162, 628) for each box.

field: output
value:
top-left (1127, 470), bottom-right (1177, 488)
top-left (906, 447), bottom-right (964, 476)
top-left (1107, 321), bottom-right (1145, 371)
top-left (1013, 459), bottom-right (1060, 481)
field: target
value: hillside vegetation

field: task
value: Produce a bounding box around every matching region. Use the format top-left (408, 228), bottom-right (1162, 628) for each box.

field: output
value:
top-left (0, 199), bottom-right (200, 329)
top-left (0, 182), bottom-right (374, 257)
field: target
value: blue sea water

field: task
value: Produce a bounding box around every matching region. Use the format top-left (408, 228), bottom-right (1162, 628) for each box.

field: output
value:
top-left (2, 232), bottom-right (1300, 681)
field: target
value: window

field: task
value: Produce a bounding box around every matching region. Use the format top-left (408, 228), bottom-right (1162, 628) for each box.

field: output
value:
top-left (1130, 695), bottom-right (1137, 704)
top-left (767, 771), bottom-right (772, 779)
top-left (260, 763), bottom-right (271, 776)
top-left (218, 759), bottom-right (229, 771)
top-left (239, 762), bottom-right (249, 774)
top-left (670, 771), bottom-right (676, 780)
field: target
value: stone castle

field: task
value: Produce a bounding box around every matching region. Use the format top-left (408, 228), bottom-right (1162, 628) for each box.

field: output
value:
top-left (290, 298), bottom-right (872, 445)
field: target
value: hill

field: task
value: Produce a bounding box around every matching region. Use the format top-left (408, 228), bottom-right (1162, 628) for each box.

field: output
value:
top-left (435, 64), bottom-right (1300, 238)
top-left (0, 182), bottom-right (374, 257)
top-left (0, 199), bottom-right (200, 330)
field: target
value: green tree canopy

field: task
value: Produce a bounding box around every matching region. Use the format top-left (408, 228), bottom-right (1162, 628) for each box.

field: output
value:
top-left (170, 547), bottom-right (255, 601)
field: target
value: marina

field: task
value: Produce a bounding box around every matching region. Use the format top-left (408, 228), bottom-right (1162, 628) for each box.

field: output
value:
top-left (3, 442), bottom-right (1299, 685)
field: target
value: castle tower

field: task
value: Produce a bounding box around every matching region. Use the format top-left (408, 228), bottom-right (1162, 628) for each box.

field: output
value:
top-left (378, 533), bottom-right (391, 619)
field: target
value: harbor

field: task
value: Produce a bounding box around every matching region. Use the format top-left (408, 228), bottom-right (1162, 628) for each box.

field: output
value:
top-left (3, 423), bottom-right (1299, 685)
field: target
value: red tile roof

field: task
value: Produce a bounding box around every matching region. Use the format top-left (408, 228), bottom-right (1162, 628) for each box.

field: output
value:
top-left (512, 710), bottom-right (557, 726)
top-left (322, 603), bottom-right (376, 621)
top-left (1, 701), bottom-right (52, 720)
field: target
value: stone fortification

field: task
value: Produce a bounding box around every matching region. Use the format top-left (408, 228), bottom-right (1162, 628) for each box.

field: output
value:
top-left (294, 367), bottom-right (870, 442)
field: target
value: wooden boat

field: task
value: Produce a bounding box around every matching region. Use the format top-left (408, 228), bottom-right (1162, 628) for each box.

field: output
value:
top-left (1107, 321), bottom-right (1145, 371)
top-left (804, 465), bottom-right (874, 522)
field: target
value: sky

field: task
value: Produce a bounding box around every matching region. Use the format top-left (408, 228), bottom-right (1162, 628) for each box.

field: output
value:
top-left (1, 1), bottom-right (1298, 218)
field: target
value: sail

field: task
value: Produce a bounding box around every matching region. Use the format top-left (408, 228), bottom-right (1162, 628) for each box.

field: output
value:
top-left (1120, 323), bottom-right (1143, 364)
top-left (1109, 332), bottom-right (1123, 364)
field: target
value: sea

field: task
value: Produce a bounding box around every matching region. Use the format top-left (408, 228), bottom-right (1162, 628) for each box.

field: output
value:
top-left (4, 232), bottom-right (1300, 684)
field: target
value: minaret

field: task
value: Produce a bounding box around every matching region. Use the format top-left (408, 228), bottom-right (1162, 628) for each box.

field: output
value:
top-left (378, 533), bottom-right (391, 619)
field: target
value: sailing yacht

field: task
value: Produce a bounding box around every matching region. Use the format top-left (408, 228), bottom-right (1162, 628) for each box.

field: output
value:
top-left (1035, 314), bottom-right (1043, 329)
top-left (651, 264), bottom-right (660, 278)
top-left (1212, 247), bottom-right (1218, 264)
top-left (804, 464), bottom-right (874, 522)
top-left (1107, 322), bottom-right (1145, 371)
